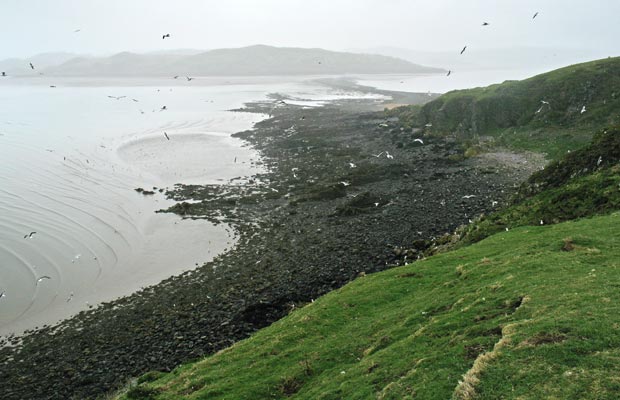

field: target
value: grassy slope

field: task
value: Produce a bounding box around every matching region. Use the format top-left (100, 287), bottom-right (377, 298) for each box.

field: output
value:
top-left (389, 57), bottom-right (620, 158)
top-left (116, 212), bottom-right (620, 400)
top-left (456, 126), bottom-right (620, 245)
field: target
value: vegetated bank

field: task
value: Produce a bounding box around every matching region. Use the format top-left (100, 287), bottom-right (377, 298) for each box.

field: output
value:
top-left (388, 56), bottom-right (620, 159)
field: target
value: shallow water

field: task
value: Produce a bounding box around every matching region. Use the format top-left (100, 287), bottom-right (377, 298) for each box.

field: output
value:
top-left (354, 68), bottom-right (549, 94)
top-left (0, 76), bottom-right (388, 335)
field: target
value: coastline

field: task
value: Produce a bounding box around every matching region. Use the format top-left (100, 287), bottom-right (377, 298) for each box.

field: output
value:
top-left (0, 89), bottom-right (540, 399)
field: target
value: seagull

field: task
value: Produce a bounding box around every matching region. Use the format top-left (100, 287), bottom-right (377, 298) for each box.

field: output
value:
top-left (536, 106), bottom-right (543, 114)
top-left (173, 75), bottom-right (179, 79)
top-left (49, 85), bottom-right (56, 88)
top-left (482, 22), bottom-right (490, 26)
top-left (462, 195), bottom-right (477, 199)
top-left (386, 152), bottom-right (394, 159)
top-left (340, 181), bottom-right (351, 186)
top-left (74, 29), bottom-right (81, 33)
top-left (132, 98), bottom-right (139, 102)
top-left (349, 162), bottom-right (356, 168)
top-left (107, 95), bottom-right (126, 100)
top-left (425, 123), bottom-right (432, 127)
top-left (447, 70), bottom-right (451, 77)
top-left (597, 156), bottom-right (603, 166)
top-left (374, 202), bottom-right (379, 207)
top-left (186, 76), bottom-right (194, 81)
top-left (29, 62), bottom-right (35, 70)
top-left (532, 12), bottom-right (539, 19)
top-left (161, 105), bottom-right (167, 111)
top-left (372, 152), bottom-right (384, 158)
top-left (66, 292), bottom-right (74, 302)
top-left (413, 138), bottom-right (424, 144)
top-left (162, 33), bottom-right (170, 39)
top-left (24, 231), bottom-right (37, 239)
top-left (460, 46), bottom-right (467, 55)
top-left (540, 219), bottom-right (544, 225)
top-left (1, 72), bottom-right (5, 77)
top-left (540, 100), bottom-right (550, 105)
top-left (164, 132), bottom-right (170, 140)
top-left (36, 276), bottom-right (51, 284)
top-left (581, 105), bottom-right (586, 114)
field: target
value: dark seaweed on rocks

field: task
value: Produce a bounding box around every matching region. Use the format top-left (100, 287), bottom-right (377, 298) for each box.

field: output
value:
top-left (0, 97), bottom-right (535, 399)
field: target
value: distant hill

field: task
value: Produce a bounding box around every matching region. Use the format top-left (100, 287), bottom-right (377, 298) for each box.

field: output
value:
top-left (39, 45), bottom-right (444, 77)
top-left (0, 52), bottom-right (84, 75)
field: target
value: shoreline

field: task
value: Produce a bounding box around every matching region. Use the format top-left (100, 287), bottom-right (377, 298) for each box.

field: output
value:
top-left (0, 91), bottom-right (541, 399)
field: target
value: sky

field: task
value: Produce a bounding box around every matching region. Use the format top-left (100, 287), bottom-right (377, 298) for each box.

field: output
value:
top-left (1, 0), bottom-right (619, 59)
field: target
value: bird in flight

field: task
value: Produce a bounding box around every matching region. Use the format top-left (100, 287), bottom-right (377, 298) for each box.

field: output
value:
top-left (446, 70), bottom-right (451, 76)
top-left (532, 12), bottom-right (539, 19)
top-left (29, 62), bottom-right (35, 70)
top-left (161, 105), bottom-right (167, 111)
top-left (1, 72), bottom-right (6, 77)
top-left (107, 95), bottom-right (126, 100)
top-left (164, 132), bottom-right (170, 140)
top-left (74, 29), bottom-right (81, 33)
top-left (462, 195), bottom-right (477, 199)
top-left (460, 46), bottom-right (467, 55)
top-left (24, 231), bottom-right (37, 239)
top-left (482, 22), bottom-right (490, 26)
top-left (186, 76), bottom-right (194, 81)
top-left (173, 75), bottom-right (179, 79)
top-left (581, 105), bottom-right (587, 114)
top-left (36, 276), bottom-right (51, 284)
top-left (413, 138), bottom-right (424, 144)
top-left (162, 33), bottom-right (170, 39)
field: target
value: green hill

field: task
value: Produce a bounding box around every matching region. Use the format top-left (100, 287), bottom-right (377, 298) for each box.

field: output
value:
top-left (389, 57), bottom-right (620, 159)
top-left (115, 212), bottom-right (620, 400)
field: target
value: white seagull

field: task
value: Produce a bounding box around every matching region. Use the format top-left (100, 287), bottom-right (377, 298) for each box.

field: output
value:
top-left (413, 138), bottom-right (424, 144)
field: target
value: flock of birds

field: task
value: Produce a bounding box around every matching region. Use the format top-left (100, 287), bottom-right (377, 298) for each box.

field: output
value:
top-left (0, 10), bottom-right (590, 305)
top-left (445, 11), bottom-right (540, 77)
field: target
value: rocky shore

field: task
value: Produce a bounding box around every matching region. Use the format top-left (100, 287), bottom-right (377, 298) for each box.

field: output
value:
top-left (0, 93), bottom-right (540, 399)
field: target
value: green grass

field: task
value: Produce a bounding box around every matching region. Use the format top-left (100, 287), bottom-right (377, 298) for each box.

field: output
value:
top-left (388, 57), bottom-right (620, 158)
top-left (114, 212), bottom-right (620, 399)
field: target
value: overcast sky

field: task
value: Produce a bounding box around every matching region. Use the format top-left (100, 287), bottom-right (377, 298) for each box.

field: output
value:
top-left (1, 0), bottom-right (618, 59)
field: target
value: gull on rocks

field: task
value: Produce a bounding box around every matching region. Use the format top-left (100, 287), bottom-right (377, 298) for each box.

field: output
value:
top-left (349, 162), bottom-right (356, 168)
top-left (581, 105), bottom-right (587, 114)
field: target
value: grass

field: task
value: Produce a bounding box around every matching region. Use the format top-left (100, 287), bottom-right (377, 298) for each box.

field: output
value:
top-left (113, 212), bottom-right (620, 399)
top-left (388, 57), bottom-right (620, 159)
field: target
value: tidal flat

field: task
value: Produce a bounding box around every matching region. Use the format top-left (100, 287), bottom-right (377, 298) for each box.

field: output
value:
top-left (0, 92), bottom-right (541, 399)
